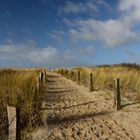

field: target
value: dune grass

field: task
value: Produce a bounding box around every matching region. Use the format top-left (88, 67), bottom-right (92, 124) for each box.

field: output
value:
top-left (57, 63), bottom-right (140, 101)
top-left (0, 69), bottom-right (44, 139)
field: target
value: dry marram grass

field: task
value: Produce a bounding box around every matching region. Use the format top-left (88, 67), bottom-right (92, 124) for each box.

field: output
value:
top-left (0, 69), bottom-right (45, 139)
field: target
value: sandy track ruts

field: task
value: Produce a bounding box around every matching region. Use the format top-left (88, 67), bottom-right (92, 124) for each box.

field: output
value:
top-left (29, 73), bottom-right (135, 140)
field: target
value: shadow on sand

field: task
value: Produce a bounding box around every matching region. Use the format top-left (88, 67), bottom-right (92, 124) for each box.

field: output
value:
top-left (43, 101), bottom-right (96, 110)
top-left (121, 100), bottom-right (140, 109)
top-left (47, 110), bottom-right (111, 125)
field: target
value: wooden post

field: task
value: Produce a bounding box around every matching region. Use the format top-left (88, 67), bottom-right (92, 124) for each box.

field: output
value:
top-left (60, 69), bottom-right (63, 75)
top-left (39, 73), bottom-right (43, 84)
top-left (41, 72), bottom-right (43, 83)
top-left (69, 70), bottom-right (72, 79)
top-left (16, 107), bottom-right (21, 140)
top-left (114, 79), bottom-right (121, 110)
top-left (7, 106), bottom-right (16, 140)
top-left (89, 73), bottom-right (94, 91)
top-left (36, 77), bottom-right (40, 94)
top-left (70, 70), bottom-right (74, 80)
top-left (68, 70), bottom-right (71, 79)
top-left (42, 70), bottom-right (46, 84)
top-left (44, 69), bottom-right (47, 83)
top-left (77, 71), bottom-right (80, 85)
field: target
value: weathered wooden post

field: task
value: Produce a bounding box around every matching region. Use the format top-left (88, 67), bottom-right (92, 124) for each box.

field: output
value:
top-left (7, 106), bottom-right (21, 140)
top-left (44, 69), bottom-right (47, 83)
top-left (42, 70), bottom-right (46, 84)
top-left (36, 75), bottom-right (43, 110)
top-left (40, 72), bottom-right (43, 83)
top-left (39, 73), bottom-right (43, 84)
top-left (36, 77), bottom-right (40, 94)
top-left (16, 107), bottom-right (21, 140)
top-left (77, 71), bottom-right (80, 85)
top-left (68, 70), bottom-right (71, 79)
top-left (59, 69), bottom-right (62, 75)
top-left (70, 70), bottom-right (72, 79)
top-left (61, 69), bottom-right (64, 76)
top-left (89, 73), bottom-right (94, 91)
top-left (7, 106), bottom-right (17, 140)
top-left (114, 79), bottom-right (121, 110)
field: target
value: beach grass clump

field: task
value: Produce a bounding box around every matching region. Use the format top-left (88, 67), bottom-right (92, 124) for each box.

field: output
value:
top-left (0, 69), bottom-right (44, 139)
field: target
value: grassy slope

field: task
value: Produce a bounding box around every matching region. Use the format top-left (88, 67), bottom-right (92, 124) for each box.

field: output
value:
top-left (0, 69), bottom-right (44, 139)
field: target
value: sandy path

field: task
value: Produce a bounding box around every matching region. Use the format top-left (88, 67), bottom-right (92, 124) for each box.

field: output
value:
top-left (29, 73), bottom-right (139, 140)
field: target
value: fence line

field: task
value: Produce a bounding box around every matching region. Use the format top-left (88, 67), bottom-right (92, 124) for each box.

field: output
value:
top-left (7, 69), bottom-right (47, 140)
top-left (57, 69), bottom-right (122, 111)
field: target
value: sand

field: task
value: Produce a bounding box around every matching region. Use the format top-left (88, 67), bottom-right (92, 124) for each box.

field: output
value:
top-left (29, 72), bottom-right (140, 140)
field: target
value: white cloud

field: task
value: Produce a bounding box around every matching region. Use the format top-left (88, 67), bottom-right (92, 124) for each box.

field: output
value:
top-left (0, 41), bottom-right (81, 67)
top-left (119, 0), bottom-right (140, 27)
top-left (119, 0), bottom-right (140, 12)
top-left (69, 28), bottom-right (96, 41)
top-left (0, 40), bottom-right (97, 67)
top-left (65, 0), bottom-right (140, 47)
top-left (68, 19), bottom-right (137, 47)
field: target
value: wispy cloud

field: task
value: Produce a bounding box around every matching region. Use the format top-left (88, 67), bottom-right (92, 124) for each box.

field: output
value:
top-left (65, 45), bottom-right (96, 57)
top-left (123, 47), bottom-right (140, 64)
top-left (21, 27), bottom-right (32, 36)
top-left (5, 11), bottom-right (11, 16)
top-left (48, 31), bottom-right (66, 36)
top-left (59, 0), bottom-right (111, 15)
top-left (123, 48), bottom-right (136, 56)
top-left (47, 31), bottom-right (66, 43)
top-left (63, 18), bottom-right (74, 27)
top-left (60, 1), bottom-right (97, 14)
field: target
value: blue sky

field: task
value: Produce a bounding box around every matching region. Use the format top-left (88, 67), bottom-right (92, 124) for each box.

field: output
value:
top-left (0, 0), bottom-right (140, 67)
